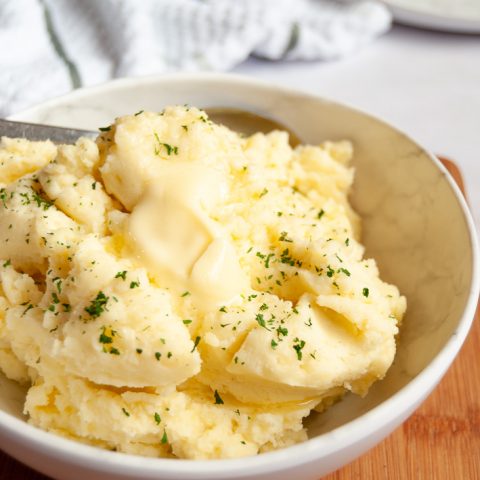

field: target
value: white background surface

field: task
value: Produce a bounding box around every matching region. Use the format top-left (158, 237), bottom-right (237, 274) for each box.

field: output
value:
top-left (234, 24), bottom-right (480, 229)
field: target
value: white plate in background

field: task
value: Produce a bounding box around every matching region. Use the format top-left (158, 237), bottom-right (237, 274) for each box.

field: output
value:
top-left (382, 0), bottom-right (480, 33)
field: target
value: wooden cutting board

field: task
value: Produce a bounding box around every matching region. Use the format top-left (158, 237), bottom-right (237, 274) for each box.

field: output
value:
top-left (0, 159), bottom-right (478, 480)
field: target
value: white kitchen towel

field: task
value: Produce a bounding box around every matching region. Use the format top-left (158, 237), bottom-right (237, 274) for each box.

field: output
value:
top-left (0, 0), bottom-right (391, 116)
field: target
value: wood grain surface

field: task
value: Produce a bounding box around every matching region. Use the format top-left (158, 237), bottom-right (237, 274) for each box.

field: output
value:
top-left (0, 159), bottom-right (478, 480)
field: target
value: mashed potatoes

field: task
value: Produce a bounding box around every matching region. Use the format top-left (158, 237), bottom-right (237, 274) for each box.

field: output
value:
top-left (0, 106), bottom-right (406, 459)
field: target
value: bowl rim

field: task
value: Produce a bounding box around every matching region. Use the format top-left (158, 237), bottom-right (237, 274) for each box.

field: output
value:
top-left (3, 72), bottom-right (480, 477)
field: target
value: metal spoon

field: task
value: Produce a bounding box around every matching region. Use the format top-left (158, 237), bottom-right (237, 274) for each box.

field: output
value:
top-left (0, 108), bottom-right (302, 147)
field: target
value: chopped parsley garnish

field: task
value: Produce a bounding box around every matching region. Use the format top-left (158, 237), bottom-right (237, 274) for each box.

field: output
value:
top-left (255, 313), bottom-right (269, 330)
top-left (259, 303), bottom-right (269, 311)
top-left (264, 253), bottom-right (274, 268)
top-left (27, 190), bottom-right (53, 210)
top-left (2, 259), bottom-right (11, 268)
top-left (191, 335), bottom-right (201, 352)
top-left (154, 133), bottom-right (178, 155)
top-left (0, 188), bottom-right (7, 207)
top-left (136, 348), bottom-right (143, 354)
top-left (345, 238), bottom-right (350, 246)
top-left (99, 327), bottom-right (113, 344)
top-left (271, 339), bottom-right (278, 349)
top-left (279, 248), bottom-right (295, 266)
top-left (115, 270), bottom-right (127, 280)
top-left (293, 338), bottom-right (306, 361)
top-left (326, 265), bottom-right (335, 278)
top-left (338, 267), bottom-right (351, 277)
top-left (121, 407), bottom-right (130, 417)
top-left (99, 126), bottom-right (111, 132)
top-left (259, 188), bottom-right (268, 198)
top-left (53, 277), bottom-right (62, 293)
top-left (181, 124), bottom-right (188, 131)
top-left (134, 110), bottom-right (144, 116)
top-left (155, 352), bottom-right (162, 361)
top-left (214, 390), bottom-right (224, 404)
top-left (181, 291), bottom-right (190, 297)
top-left (91, 182), bottom-right (96, 190)
top-left (363, 287), bottom-right (369, 298)
top-left (277, 326), bottom-right (288, 337)
top-left (154, 412), bottom-right (161, 425)
top-left (317, 209), bottom-right (325, 220)
top-left (161, 429), bottom-right (168, 444)
top-left (182, 319), bottom-right (192, 324)
top-left (62, 303), bottom-right (71, 312)
top-left (109, 347), bottom-right (120, 355)
top-left (219, 306), bottom-right (227, 313)
top-left (129, 280), bottom-right (140, 289)
top-left (84, 291), bottom-right (109, 318)
top-left (279, 231), bottom-right (293, 243)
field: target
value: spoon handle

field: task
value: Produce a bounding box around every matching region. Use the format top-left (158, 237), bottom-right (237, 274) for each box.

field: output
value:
top-left (0, 119), bottom-right (96, 144)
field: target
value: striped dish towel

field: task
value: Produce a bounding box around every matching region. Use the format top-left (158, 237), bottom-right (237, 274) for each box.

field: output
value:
top-left (0, 0), bottom-right (391, 116)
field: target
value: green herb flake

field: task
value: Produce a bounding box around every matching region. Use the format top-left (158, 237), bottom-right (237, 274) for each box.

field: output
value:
top-left (277, 326), bottom-right (288, 337)
top-left (85, 291), bottom-right (109, 318)
top-left (181, 291), bottom-right (190, 297)
top-left (183, 319), bottom-right (192, 324)
top-left (345, 238), bottom-right (350, 246)
top-left (191, 336), bottom-right (201, 352)
top-left (326, 265), bottom-right (335, 278)
top-left (214, 390), bottom-right (224, 405)
top-left (134, 110), bottom-right (144, 116)
top-left (154, 412), bottom-right (161, 425)
top-left (99, 327), bottom-right (113, 344)
top-left (259, 188), bottom-right (268, 198)
top-left (317, 209), bottom-right (325, 220)
top-left (362, 287), bottom-right (369, 298)
top-left (293, 338), bottom-right (306, 361)
top-left (271, 339), bottom-right (278, 349)
top-left (136, 348), bottom-right (143, 354)
top-left (339, 267), bottom-right (351, 277)
top-left (2, 259), bottom-right (11, 268)
top-left (115, 270), bottom-right (127, 280)
top-left (109, 347), bottom-right (120, 355)
top-left (99, 126), bottom-right (111, 132)
top-left (279, 231), bottom-right (293, 243)
top-left (219, 306), bottom-right (227, 313)
top-left (255, 313), bottom-right (269, 330)
top-left (155, 352), bottom-right (162, 361)
top-left (154, 133), bottom-right (178, 156)
top-left (129, 280), bottom-right (140, 289)
top-left (121, 407), bottom-right (130, 417)
top-left (264, 253), bottom-right (274, 268)
top-left (161, 429), bottom-right (168, 444)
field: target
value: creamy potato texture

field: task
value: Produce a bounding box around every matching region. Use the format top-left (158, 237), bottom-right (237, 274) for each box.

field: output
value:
top-left (0, 107), bottom-right (406, 459)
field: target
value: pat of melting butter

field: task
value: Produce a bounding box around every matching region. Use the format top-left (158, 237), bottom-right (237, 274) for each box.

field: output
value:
top-left (125, 162), bottom-right (248, 310)
top-left (0, 107), bottom-right (406, 459)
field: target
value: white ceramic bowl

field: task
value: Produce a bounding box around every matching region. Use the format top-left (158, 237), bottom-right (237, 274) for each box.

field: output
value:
top-left (1, 74), bottom-right (479, 480)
